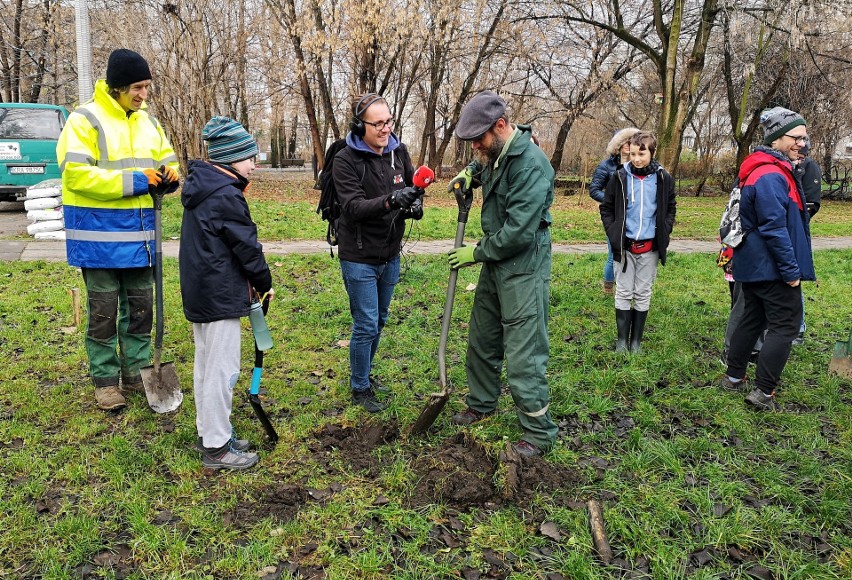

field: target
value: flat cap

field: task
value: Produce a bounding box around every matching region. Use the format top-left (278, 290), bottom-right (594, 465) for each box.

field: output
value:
top-left (455, 90), bottom-right (506, 140)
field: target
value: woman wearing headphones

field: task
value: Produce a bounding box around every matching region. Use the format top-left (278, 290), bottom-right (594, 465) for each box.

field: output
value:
top-left (331, 93), bottom-right (422, 413)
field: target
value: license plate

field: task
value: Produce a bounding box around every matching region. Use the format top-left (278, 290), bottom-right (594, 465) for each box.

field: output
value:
top-left (9, 166), bottom-right (44, 174)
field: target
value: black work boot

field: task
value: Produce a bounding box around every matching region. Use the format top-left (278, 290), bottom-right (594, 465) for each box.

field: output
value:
top-left (615, 309), bottom-right (632, 353)
top-left (352, 388), bottom-right (386, 413)
top-left (630, 309), bottom-right (648, 353)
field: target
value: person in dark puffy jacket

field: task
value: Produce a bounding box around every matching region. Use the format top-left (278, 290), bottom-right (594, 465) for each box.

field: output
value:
top-left (589, 128), bottom-right (640, 295)
top-left (791, 141), bottom-right (822, 343)
top-left (179, 116), bottom-right (273, 471)
top-left (331, 93), bottom-right (421, 413)
top-left (717, 107), bottom-right (815, 411)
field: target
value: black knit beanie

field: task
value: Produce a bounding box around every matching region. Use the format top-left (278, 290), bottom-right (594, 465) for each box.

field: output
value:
top-left (106, 49), bottom-right (151, 88)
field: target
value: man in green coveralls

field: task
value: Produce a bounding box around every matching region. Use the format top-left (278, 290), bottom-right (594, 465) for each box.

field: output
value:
top-left (447, 90), bottom-right (558, 457)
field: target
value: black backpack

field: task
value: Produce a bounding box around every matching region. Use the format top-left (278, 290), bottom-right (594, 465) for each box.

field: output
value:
top-left (316, 139), bottom-right (372, 255)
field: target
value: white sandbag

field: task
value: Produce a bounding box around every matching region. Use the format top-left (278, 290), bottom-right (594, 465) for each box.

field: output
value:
top-left (24, 197), bottom-right (60, 211)
top-left (34, 230), bottom-right (66, 241)
top-left (27, 208), bottom-right (63, 222)
top-left (27, 219), bottom-right (64, 235)
top-left (25, 185), bottom-right (62, 199)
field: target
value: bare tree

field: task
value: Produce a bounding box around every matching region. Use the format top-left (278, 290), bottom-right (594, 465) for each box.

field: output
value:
top-left (520, 17), bottom-right (640, 171)
top-left (0, 0), bottom-right (68, 103)
top-left (517, 0), bottom-right (723, 174)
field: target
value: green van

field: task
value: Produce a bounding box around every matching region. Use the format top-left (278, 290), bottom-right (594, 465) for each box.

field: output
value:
top-left (0, 103), bottom-right (69, 202)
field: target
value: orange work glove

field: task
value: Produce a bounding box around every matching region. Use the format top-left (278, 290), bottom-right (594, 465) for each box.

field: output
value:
top-left (142, 168), bottom-right (163, 188)
top-left (159, 165), bottom-right (179, 184)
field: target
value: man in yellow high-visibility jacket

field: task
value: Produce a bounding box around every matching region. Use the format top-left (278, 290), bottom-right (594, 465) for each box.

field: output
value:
top-left (57, 48), bottom-right (180, 411)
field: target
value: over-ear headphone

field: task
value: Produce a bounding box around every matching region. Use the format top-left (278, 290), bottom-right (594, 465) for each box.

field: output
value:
top-left (349, 93), bottom-right (383, 137)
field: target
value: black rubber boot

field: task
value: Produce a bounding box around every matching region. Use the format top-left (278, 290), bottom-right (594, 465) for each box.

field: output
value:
top-left (615, 309), bottom-right (632, 353)
top-left (630, 309), bottom-right (649, 353)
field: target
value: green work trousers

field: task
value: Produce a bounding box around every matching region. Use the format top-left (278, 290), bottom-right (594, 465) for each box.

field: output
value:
top-left (465, 229), bottom-right (557, 449)
top-left (82, 267), bottom-right (153, 387)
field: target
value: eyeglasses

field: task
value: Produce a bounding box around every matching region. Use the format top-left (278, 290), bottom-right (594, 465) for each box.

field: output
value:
top-left (784, 134), bottom-right (809, 144)
top-left (363, 118), bottom-right (395, 131)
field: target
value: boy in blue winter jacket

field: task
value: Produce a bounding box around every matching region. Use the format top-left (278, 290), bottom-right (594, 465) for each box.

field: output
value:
top-left (717, 107), bottom-right (815, 411)
top-left (179, 117), bottom-right (274, 470)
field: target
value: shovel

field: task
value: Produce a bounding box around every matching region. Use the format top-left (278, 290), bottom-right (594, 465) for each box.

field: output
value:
top-left (409, 180), bottom-right (474, 435)
top-left (828, 328), bottom-right (852, 380)
top-left (247, 296), bottom-right (278, 444)
top-left (141, 191), bottom-right (183, 413)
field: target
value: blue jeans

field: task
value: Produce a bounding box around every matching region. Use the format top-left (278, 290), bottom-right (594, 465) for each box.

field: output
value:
top-left (604, 238), bottom-right (615, 283)
top-left (340, 257), bottom-right (400, 391)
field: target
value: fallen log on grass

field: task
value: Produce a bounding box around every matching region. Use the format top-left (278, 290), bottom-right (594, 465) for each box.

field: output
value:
top-left (586, 499), bottom-right (613, 564)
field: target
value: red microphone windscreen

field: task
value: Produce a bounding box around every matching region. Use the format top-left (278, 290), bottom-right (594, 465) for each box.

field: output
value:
top-left (413, 166), bottom-right (435, 189)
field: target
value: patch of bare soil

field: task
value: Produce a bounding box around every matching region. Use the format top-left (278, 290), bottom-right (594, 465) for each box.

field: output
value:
top-left (224, 484), bottom-right (308, 528)
top-left (309, 420), bottom-right (399, 477)
top-left (410, 433), bottom-right (498, 508)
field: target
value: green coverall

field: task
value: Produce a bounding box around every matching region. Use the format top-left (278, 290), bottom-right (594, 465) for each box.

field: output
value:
top-left (465, 125), bottom-right (558, 450)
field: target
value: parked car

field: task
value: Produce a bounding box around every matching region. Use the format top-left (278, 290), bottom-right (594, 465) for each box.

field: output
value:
top-left (0, 103), bottom-right (69, 203)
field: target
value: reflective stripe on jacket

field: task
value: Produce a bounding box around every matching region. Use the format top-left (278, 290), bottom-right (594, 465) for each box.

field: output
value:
top-left (57, 79), bottom-right (179, 268)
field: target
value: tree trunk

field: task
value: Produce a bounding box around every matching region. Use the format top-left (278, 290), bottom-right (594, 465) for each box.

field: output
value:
top-left (550, 117), bottom-right (572, 172)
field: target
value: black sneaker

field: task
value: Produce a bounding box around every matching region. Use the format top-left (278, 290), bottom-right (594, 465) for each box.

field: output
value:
top-left (791, 333), bottom-right (804, 346)
top-left (369, 375), bottom-right (390, 393)
top-left (745, 388), bottom-right (778, 411)
top-left (451, 408), bottom-right (492, 426)
top-left (352, 389), bottom-right (386, 413)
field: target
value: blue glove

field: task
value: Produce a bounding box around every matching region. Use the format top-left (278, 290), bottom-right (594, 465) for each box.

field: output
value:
top-left (448, 167), bottom-right (473, 194)
top-left (448, 245), bottom-right (476, 269)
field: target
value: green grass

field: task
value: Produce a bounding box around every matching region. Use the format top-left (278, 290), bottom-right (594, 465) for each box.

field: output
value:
top-left (156, 176), bottom-right (852, 242)
top-left (0, 248), bottom-right (850, 577)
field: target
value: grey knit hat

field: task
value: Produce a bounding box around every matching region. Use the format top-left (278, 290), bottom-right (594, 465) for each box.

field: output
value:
top-left (760, 107), bottom-right (807, 146)
top-left (455, 90), bottom-right (506, 140)
top-left (202, 116), bottom-right (259, 163)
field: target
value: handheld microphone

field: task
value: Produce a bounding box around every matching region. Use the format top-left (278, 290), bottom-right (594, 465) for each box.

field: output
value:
top-left (413, 166), bottom-right (435, 191)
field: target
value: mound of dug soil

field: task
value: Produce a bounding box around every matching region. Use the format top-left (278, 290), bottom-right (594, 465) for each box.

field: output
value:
top-left (310, 421), bottom-right (399, 476)
top-left (410, 433), bottom-right (498, 508)
top-left (411, 433), bottom-right (583, 509)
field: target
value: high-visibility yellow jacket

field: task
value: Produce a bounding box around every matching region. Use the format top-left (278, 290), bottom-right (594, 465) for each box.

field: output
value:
top-left (57, 79), bottom-right (179, 268)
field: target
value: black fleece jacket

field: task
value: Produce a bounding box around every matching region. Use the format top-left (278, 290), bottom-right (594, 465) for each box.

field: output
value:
top-left (331, 134), bottom-right (414, 264)
top-left (600, 164), bottom-right (676, 265)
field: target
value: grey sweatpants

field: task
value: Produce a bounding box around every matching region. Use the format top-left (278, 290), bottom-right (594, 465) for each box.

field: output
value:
top-left (614, 250), bottom-right (659, 311)
top-left (193, 318), bottom-right (241, 449)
